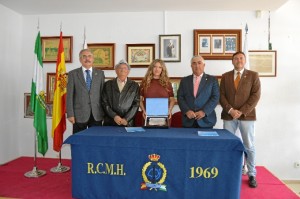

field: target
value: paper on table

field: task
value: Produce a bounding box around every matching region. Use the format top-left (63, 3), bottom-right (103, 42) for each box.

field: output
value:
top-left (197, 131), bottom-right (219, 136)
top-left (125, 127), bottom-right (145, 133)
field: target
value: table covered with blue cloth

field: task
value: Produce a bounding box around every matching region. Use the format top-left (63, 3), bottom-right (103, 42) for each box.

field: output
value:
top-left (64, 126), bottom-right (245, 199)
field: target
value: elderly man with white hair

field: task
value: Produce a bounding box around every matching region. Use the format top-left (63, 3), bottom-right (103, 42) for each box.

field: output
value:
top-left (102, 59), bottom-right (140, 126)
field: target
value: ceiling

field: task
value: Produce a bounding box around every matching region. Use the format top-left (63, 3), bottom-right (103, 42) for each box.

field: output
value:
top-left (0, 0), bottom-right (289, 15)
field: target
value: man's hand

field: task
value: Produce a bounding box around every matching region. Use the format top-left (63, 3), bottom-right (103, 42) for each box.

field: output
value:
top-left (229, 109), bottom-right (242, 119)
top-left (68, 117), bottom-right (75, 124)
top-left (186, 110), bottom-right (196, 119)
top-left (195, 110), bottom-right (205, 120)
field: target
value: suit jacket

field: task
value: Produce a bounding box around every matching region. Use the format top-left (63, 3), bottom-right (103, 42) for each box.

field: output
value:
top-left (102, 78), bottom-right (140, 126)
top-left (177, 73), bottom-right (220, 128)
top-left (220, 69), bottom-right (261, 120)
top-left (66, 67), bottom-right (105, 123)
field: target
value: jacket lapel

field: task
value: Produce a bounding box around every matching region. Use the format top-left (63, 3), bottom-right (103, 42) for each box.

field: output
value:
top-left (198, 73), bottom-right (207, 94)
top-left (77, 68), bottom-right (87, 90)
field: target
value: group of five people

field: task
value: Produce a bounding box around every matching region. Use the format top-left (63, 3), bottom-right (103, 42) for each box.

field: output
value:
top-left (66, 49), bottom-right (261, 188)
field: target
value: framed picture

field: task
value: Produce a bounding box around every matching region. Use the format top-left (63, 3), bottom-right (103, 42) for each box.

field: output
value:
top-left (24, 93), bottom-right (34, 118)
top-left (87, 43), bottom-right (115, 70)
top-left (249, 50), bottom-right (277, 77)
top-left (129, 77), bottom-right (143, 85)
top-left (126, 44), bottom-right (155, 68)
top-left (170, 77), bottom-right (182, 103)
top-left (24, 93), bottom-right (52, 118)
top-left (194, 29), bottom-right (241, 60)
top-left (41, 36), bottom-right (73, 63)
top-left (159, 34), bottom-right (181, 62)
top-left (46, 72), bottom-right (68, 104)
top-left (212, 36), bottom-right (224, 53)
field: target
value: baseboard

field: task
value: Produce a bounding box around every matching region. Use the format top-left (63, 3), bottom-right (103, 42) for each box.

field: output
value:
top-left (283, 180), bottom-right (300, 184)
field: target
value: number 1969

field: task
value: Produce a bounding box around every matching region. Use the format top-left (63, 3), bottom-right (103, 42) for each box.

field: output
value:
top-left (189, 167), bottom-right (219, 178)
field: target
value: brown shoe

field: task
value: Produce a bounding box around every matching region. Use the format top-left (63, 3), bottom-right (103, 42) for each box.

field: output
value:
top-left (249, 176), bottom-right (257, 188)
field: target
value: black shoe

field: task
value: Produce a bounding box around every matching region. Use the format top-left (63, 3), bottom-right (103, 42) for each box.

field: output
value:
top-left (249, 176), bottom-right (257, 188)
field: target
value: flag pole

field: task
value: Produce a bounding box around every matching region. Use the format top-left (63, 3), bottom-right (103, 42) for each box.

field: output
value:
top-left (50, 149), bottom-right (70, 173)
top-left (25, 19), bottom-right (47, 178)
top-left (83, 26), bottom-right (87, 49)
top-left (50, 24), bottom-right (70, 173)
top-left (24, 131), bottom-right (46, 177)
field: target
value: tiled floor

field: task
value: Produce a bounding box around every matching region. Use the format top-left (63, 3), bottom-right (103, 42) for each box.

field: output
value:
top-left (283, 180), bottom-right (300, 197)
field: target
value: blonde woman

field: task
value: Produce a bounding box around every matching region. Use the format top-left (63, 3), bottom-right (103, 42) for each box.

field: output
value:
top-left (139, 59), bottom-right (175, 121)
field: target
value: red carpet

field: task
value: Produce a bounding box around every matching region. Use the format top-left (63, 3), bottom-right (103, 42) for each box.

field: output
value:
top-left (0, 157), bottom-right (299, 199)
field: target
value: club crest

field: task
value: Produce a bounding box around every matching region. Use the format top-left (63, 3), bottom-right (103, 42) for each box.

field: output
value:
top-left (141, 154), bottom-right (167, 192)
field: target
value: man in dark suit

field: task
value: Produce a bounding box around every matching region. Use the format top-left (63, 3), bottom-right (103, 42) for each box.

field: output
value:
top-left (102, 60), bottom-right (140, 126)
top-left (177, 55), bottom-right (220, 128)
top-left (220, 51), bottom-right (261, 188)
top-left (67, 49), bottom-right (105, 133)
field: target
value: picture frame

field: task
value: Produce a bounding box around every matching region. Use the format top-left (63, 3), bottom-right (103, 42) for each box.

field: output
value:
top-left (105, 77), bottom-right (143, 84)
top-left (41, 36), bottom-right (73, 63)
top-left (46, 72), bottom-right (68, 104)
top-left (87, 43), bottom-right (115, 70)
top-left (24, 93), bottom-right (34, 118)
top-left (159, 34), bottom-right (181, 62)
top-left (169, 77), bottom-right (182, 103)
top-left (126, 44), bottom-right (155, 68)
top-left (194, 29), bottom-right (242, 60)
top-left (24, 93), bottom-right (52, 118)
top-left (248, 50), bottom-right (277, 77)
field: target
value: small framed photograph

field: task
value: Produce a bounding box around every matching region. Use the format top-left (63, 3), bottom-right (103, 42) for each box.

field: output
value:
top-left (198, 35), bottom-right (211, 54)
top-left (46, 72), bottom-right (68, 104)
top-left (24, 93), bottom-right (53, 118)
top-left (24, 93), bottom-right (34, 118)
top-left (212, 36), bottom-right (224, 53)
top-left (225, 36), bottom-right (237, 53)
top-left (249, 50), bottom-right (277, 77)
top-left (194, 29), bottom-right (241, 60)
top-left (129, 77), bottom-right (143, 85)
top-left (126, 44), bottom-right (155, 68)
top-left (41, 36), bottom-right (73, 63)
top-left (159, 34), bottom-right (181, 62)
top-left (87, 43), bottom-right (115, 70)
top-left (169, 77), bottom-right (182, 103)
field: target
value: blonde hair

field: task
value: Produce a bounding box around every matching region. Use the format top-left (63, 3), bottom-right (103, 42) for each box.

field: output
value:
top-left (141, 59), bottom-right (170, 92)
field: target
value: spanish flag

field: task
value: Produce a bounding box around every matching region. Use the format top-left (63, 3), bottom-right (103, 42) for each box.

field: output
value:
top-left (51, 31), bottom-right (67, 152)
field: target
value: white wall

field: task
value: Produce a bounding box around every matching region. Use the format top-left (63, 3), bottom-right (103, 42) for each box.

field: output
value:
top-left (1, 0), bottom-right (299, 180)
top-left (0, 4), bottom-right (22, 164)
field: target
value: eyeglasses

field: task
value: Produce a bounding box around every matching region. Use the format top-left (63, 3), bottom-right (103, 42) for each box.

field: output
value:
top-left (81, 54), bottom-right (93, 59)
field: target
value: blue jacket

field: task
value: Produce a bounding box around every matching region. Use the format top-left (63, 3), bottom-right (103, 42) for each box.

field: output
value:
top-left (177, 73), bottom-right (220, 128)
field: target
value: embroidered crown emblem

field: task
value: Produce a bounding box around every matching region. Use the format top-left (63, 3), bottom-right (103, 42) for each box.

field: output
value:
top-left (148, 154), bottom-right (160, 162)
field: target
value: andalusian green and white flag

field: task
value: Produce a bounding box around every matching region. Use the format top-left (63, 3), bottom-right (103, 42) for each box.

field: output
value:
top-left (30, 31), bottom-right (48, 156)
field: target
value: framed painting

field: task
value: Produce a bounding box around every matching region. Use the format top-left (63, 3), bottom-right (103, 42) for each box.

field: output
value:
top-left (159, 34), bottom-right (181, 62)
top-left (46, 72), bottom-right (68, 104)
top-left (248, 50), bottom-right (277, 77)
top-left (126, 44), bottom-right (155, 68)
top-left (194, 29), bottom-right (241, 60)
top-left (87, 43), bottom-right (115, 70)
top-left (24, 93), bottom-right (52, 118)
top-left (41, 36), bottom-right (73, 63)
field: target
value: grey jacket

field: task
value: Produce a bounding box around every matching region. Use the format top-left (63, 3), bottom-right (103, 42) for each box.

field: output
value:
top-left (66, 67), bottom-right (105, 123)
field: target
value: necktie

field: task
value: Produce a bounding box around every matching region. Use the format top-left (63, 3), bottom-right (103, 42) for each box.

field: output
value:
top-left (234, 72), bottom-right (241, 90)
top-left (85, 70), bottom-right (92, 91)
top-left (194, 76), bottom-right (200, 97)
